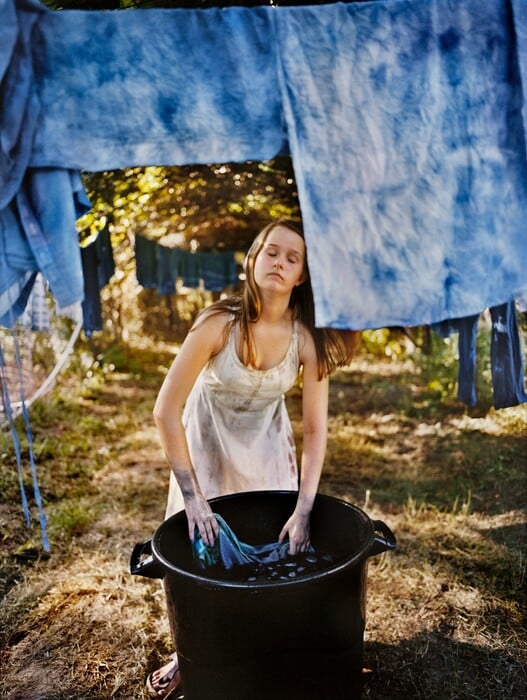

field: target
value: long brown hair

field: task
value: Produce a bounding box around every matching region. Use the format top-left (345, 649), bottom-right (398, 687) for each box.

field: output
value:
top-left (194, 219), bottom-right (359, 378)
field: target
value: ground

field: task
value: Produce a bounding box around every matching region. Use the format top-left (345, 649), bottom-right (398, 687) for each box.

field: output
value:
top-left (0, 346), bottom-right (525, 699)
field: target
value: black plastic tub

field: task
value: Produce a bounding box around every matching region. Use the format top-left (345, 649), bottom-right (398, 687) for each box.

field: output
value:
top-left (131, 490), bottom-right (396, 700)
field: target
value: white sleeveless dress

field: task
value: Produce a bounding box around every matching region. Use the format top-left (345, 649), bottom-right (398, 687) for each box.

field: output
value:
top-left (165, 321), bottom-right (300, 518)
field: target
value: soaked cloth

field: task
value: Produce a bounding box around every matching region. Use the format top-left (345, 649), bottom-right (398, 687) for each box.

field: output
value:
top-left (3, 0), bottom-right (527, 329)
top-left (157, 247), bottom-right (181, 295)
top-left (275, 0), bottom-right (527, 328)
top-left (489, 301), bottom-right (527, 409)
top-left (165, 321), bottom-right (299, 519)
top-left (193, 513), bottom-right (293, 570)
top-left (0, 168), bottom-right (90, 327)
top-left (178, 251), bottom-right (203, 289)
top-left (134, 235), bottom-right (158, 290)
top-left (28, 2), bottom-right (284, 175)
top-left (201, 252), bottom-right (238, 292)
top-left (0, 0), bottom-right (44, 211)
top-left (433, 314), bottom-right (480, 407)
top-left (81, 227), bottom-right (115, 335)
top-left (135, 237), bottom-right (237, 293)
top-left (432, 301), bottom-right (527, 408)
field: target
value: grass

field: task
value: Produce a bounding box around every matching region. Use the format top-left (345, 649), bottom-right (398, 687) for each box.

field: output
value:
top-left (0, 339), bottom-right (526, 699)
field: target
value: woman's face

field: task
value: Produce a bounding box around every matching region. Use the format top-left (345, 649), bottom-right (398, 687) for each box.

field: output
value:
top-left (253, 225), bottom-right (306, 295)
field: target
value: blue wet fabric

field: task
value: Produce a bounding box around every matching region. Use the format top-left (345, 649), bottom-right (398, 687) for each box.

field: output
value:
top-left (0, 0), bottom-right (44, 212)
top-left (2, 0), bottom-right (527, 331)
top-left (433, 314), bottom-right (480, 407)
top-left (201, 252), bottom-right (238, 292)
top-left (193, 514), bottom-right (296, 570)
top-left (81, 227), bottom-right (115, 335)
top-left (29, 2), bottom-right (285, 173)
top-left (157, 247), bottom-right (181, 295)
top-left (135, 236), bottom-right (238, 294)
top-left (456, 315), bottom-right (480, 407)
top-left (179, 251), bottom-right (203, 289)
top-left (274, 0), bottom-right (527, 328)
top-left (432, 302), bottom-right (527, 408)
top-left (135, 235), bottom-right (158, 290)
top-left (489, 301), bottom-right (527, 409)
top-left (0, 168), bottom-right (91, 327)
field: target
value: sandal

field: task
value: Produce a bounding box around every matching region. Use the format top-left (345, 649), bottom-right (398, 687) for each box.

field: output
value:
top-left (146, 653), bottom-right (182, 698)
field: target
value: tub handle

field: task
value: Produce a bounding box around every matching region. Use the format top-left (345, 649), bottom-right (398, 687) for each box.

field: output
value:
top-left (130, 539), bottom-right (165, 579)
top-left (369, 519), bottom-right (397, 557)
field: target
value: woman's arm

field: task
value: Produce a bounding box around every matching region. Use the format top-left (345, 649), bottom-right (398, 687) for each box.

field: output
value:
top-left (279, 327), bottom-right (329, 554)
top-left (153, 312), bottom-right (229, 544)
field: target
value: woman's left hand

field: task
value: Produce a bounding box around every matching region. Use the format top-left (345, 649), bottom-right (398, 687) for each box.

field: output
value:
top-left (278, 510), bottom-right (311, 555)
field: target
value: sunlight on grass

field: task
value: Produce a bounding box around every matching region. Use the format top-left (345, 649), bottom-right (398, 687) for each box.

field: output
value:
top-left (1, 343), bottom-right (525, 699)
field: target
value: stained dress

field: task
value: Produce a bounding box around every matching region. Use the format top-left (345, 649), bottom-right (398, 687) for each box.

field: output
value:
top-left (165, 321), bottom-right (300, 518)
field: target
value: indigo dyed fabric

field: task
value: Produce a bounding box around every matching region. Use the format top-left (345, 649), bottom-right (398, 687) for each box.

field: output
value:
top-left (3, 0), bottom-right (527, 331)
top-left (511, 0), bottom-right (527, 136)
top-left (135, 235), bottom-right (158, 290)
top-left (201, 252), bottom-right (238, 291)
top-left (489, 301), bottom-right (527, 409)
top-left (0, 0), bottom-right (44, 211)
top-left (193, 514), bottom-right (299, 570)
top-left (432, 303), bottom-right (527, 408)
top-left (456, 315), bottom-right (480, 408)
top-left (0, 168), bottom-right (90, 327)
top-left (81, 227), bottom-right (115, 335)
top-left (275, 0), bottom-right (527, 328)
top-left (432, 315), bottom-right (480, 407)
top-left (29, 2), bottom-right (285, 173)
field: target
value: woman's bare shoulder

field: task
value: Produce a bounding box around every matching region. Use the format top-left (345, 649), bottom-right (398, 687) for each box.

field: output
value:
top-left (191, 309), bottom-right (234, 354)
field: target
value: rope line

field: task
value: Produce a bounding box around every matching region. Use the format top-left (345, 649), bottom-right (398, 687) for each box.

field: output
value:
top-left (0, 340), bottom-right (31, 529)
top-left (11, 328), bottom-right (50, 551)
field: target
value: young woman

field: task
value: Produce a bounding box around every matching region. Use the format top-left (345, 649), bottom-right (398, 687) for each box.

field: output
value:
top-left (147, 219), bottom-right (357, 698)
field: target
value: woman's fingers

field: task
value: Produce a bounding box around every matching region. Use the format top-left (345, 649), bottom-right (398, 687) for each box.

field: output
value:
top-left (189, 512), bottom-right (218, 546)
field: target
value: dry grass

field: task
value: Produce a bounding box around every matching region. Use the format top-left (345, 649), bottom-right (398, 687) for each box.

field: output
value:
top-left (1, 348), bottom-right (526, 699)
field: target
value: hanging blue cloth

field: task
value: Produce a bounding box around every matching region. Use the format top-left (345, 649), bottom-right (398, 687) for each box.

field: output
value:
top-left (0, 0), bottom-right (44, 212)
top-left (81, 226), bottom-right (115, 336)
top-left (157, 246), bottom-right (180, 295)
top-left (179, 251), bottom-right (203, 289)
top-left (135, 235), bottom-right (158, 289)
top-left (273, 0), bottom-right (527, 329)
top-left (433, 314), bottom-right (480, 407)
top-left (3, 0), bottom-right (527, 330)
top-left (201, 252), bottom-right (238, 292)
top-left (489, 301), bottom-right (527, 409)
top-left (0, 168), bottom-right (91, 327)
top-left (432, 301), bottom-right (527, 409)
top-left (28, 1), bottom-right (285, 176)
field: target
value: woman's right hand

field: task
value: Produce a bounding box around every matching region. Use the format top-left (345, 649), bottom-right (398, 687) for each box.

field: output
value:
top-left (184, 493), bottom-right (219, 546)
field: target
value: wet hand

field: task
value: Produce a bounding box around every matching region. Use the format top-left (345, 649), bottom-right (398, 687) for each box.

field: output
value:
top-left (278, 511), bottom-right (311, 556)
top-left (184, 495), bottom-right (218, 546)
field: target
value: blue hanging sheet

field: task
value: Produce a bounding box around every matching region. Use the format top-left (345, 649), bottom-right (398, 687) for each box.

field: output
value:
top-left (29, 2), bottom-right (286, 175)
top-left (2, 0), bottom-right (527, 331)
top-left (275, 0), bottom-right (527, 328)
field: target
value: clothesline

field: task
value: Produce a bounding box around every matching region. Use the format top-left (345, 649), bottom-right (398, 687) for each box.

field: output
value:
top-left (135, 234), bottom-right (239, 295)
top-left (2, 0), bottom-right (526, 330)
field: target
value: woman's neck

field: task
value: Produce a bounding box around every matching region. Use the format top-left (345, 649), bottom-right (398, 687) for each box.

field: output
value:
top-left (257, 293), bottom-right (292, 325)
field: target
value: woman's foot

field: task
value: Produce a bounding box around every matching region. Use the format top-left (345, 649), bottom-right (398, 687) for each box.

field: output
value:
top-left (146, 653), bottom-right (181, 698)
